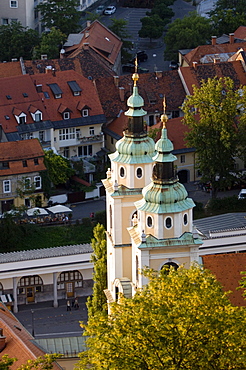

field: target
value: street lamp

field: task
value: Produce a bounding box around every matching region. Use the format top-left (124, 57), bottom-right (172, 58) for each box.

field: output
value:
top-left (31, 309), bottom-right (35, 337)
top-left (153, 54), bottom-right (157, 72)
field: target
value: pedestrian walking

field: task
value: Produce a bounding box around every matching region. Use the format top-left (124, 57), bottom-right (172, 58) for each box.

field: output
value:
top-left (67, 300), bottom-right (71, 311)
top-left (74, 297), bottom-right (79, 310)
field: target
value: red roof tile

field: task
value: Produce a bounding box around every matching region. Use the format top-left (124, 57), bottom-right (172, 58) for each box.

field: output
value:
top-left (202, 253), bottom-right (246, 307)
top-left (0, 139), bottom-right (46, 176)
top-left (234, 26), bottom-right (246, 40)
top-left (0, 61), bottom-right (22, 78)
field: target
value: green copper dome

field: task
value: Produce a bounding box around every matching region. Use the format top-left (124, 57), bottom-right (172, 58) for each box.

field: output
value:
top-left (153, 127), bottom-right (177, 163)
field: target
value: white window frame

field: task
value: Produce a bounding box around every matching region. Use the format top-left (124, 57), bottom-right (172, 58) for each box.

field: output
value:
top-left (24, 177), bottom-right (31, 191)
top-left (82, 109), bottom-right (89, 117)
top-left (59, 128), bottom-right (75, 141)
top-left (146, 215), bottom-right (153, 228)
top-left (39, 131), bottom-right (45, 141)
top-left (33, 111), bottom-right (42, 122)
top-left (89, 126), bottom-right (94, 135)
top-left (3, 180), bottom-right (11, 193)
top-left (2, 19), bottom-right (9, 25)
top-left (34, 176), bottom-right (41, 189)
top-left (63, 112), bottom-right (70, 120)
top-left (10, 0), bottom-right (18, 8)
top-left (136, 167), bottom-right (143, 179)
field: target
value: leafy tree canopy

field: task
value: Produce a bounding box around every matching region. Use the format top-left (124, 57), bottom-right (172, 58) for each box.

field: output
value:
top-left (182, 77), bottom-right (246, 197)
top-left (36, 0), bottom-right (81, 36)
top-left (139, 14), bottom-right (165, 41)
top-left (44, 150), bottom-right (75, 186)
top-left (87, 223), bottom-right (107, 318)
top-left (109, 18), bottom-right (133, 63)
top-left (79, 264), bottom-right (246, 369)
top-left (35, 28), bottom-right (67, 60)
top-left (0, 21), bottom-right (39, 62)
top-left (164, 11), bottom-right (212, 61)
top-left (0, 354), bottom-right (59, 370)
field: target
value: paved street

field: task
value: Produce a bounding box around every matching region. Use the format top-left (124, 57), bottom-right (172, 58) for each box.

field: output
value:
top-left (15, 297), bottom-right (89, 338)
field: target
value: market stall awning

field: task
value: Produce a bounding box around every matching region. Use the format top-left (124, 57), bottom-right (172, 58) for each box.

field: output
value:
top-left (47, 205), bottom-right (72, 214)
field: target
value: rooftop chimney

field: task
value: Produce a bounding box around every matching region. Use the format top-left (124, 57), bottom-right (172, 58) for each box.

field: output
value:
top-left (45, 66), bottom-right (53, 73)
top-left (193, 61), bottom-right (198, 69)
top-left (211, 36), bottom-right (217, 46)
top-left (0, 329), bottom-right (6, 352)
top-left (41, 54), bottom-right (48, 60)
top-left (60, 48), bottom-right (65, 59)
top-left (119, 87), bottom-right (125, 102)
top-left (229, 33), bottom-right (234, 44)
top-left (214, 54), bottom-right (220, 63)
top-left (114, 76), bottom-right (119, 87)
top-left (86, 20), bottom-right (91, 27)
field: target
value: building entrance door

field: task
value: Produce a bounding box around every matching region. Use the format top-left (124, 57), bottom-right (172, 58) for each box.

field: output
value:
top-left (26, 287), bottom-right (35, 303)
top-left (66, 282), bottom-right (74, 297)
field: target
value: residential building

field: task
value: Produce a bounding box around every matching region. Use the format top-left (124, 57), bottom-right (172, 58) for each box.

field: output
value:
top-left (0, 139), bottom-right (46, 214)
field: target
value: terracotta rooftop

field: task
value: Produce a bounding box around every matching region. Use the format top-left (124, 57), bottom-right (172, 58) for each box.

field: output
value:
top-left (0, 302), bottom-right (60, 370)
top-left (202, 253), bottom-right (246, 307)
top-left (0, 70), bottom-right (104, 134)
top-left (179, 60), bottom-right (246, 94)
top-left (183, 41), bottom-right (246, 65)
top-left (0, 61), bottom-right (22, 78)
top-left (64, 20), bottom-right (122, 66)
top-left (95, 70), bottom-right (186, 119)
top-left (0, 139), bottom-right (46, 175)
top-left (234, 26), bottom-right (246, 40)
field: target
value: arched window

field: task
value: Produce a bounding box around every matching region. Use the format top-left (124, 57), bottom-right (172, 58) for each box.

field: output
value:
top-left (184, 213), bottom-right (188, 225)
top-left (147, 215), bottom-right (153, 228)
top-left (120, 166), bottom-right (125, 178)
top-left (18, 275), bottom-right (43, 287)
top-left (136, 167), bottom-right (143, 179)
top-left (165, 217), bottom-right (172, 229)
top-left (57, 270), bottom-right (83, 290)
top-left (162, 262), bottom-right (179, 273)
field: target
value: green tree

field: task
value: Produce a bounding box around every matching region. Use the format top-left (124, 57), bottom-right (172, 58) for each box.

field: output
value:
top-left (0, 21), bottom-right (39, 62)
top-left (164, 11), bottom-right (212, 62)
top-left (44, 150), bottom-right (74, 187)
top-left (109, 19), bottom-right (133, 63)
top-left (146, 2), bottom-right (174, 22)
top-left (209, 0), bottom-right (246, 36)
top-left (182, 77), bottom-right (242, 198)
top-left (36, 0), bottom-right (81, 36)
top-left (36, 27), bottom-right (67, 59)
top-left (79, 265), bottom-right (246, 369)
top-left (0, 354), bottom-right (60, 370)
top-left (139, 14), bottom-right (165, 42)
top-left (87, 223), bottom-right (107, 318)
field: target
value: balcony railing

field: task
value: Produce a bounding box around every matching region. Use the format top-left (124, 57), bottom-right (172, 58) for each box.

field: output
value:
top-left (79, 133), bottom-right (103, 143)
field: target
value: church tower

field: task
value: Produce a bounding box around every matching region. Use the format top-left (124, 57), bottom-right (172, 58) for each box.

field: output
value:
top-left (102, 69), bottom-right (155, 301)
top-left (128, 104), bottom-right (202, 290)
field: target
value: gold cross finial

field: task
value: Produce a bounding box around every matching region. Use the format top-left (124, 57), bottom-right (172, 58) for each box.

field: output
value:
top-left (161, 95), bottom-right (168, 128)
top-left (135, 56), bottom-right (138, 73)
top-left (163, 95), bottom-right (166, 114)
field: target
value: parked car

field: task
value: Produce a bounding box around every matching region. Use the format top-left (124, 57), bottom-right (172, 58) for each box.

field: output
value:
top-left (95, 5), bottom-right (105, 14)
top-left (238, 189), bottom-right (246, 199)
top-left (104, 5), bottom-right (116, 14)
top-left (122, 63), bottom-right (149, 73)
top-left (130, 51), bottom-right (148, 63)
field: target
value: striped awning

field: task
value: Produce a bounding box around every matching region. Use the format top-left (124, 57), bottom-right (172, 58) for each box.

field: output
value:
top-left (0, 294), bottom-right (14, 303)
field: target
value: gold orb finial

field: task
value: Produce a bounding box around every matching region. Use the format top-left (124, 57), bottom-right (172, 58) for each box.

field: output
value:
top-left (132, 56), bottom-right (139, 86)
top-left (160, 95), bottom-right (168, 128)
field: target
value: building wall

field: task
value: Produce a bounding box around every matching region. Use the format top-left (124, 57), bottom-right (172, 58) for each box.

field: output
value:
top-left (0, 0), bottom-right (34, 28)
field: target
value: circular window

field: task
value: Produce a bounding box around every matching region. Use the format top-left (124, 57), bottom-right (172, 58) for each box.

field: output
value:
top-left (184, 213), bottom-right (188, 225)
top-left (120, 166), bottom-right (125, 178)
top-left (165, 217), bottom-right (172, 229)
top-left (147, 216), bottom-right (153, 228)
top-left (136, 167), bottom-right (143, 179)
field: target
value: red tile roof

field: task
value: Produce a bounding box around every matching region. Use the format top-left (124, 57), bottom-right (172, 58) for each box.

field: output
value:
top-left (0, 302), bottom-right (60, 370)
top-left (179, 60), bottom-right (246, 94)
top-left (0, 61), bottom-right (22, 78)
top-left (95, 71), bottom-right (186, 119)
top-left (234, 26), bottom-right (246, 40)
top-left (0, 139), bottom-right (46, 176)
top-left (202, 253), bottom-right (246, 307)
top-left (183, 42), bottom-right (246, 65)
top-left (65, 20), bottom-right (122, 66)
top-left (0, 70), bottom-right (103, 134)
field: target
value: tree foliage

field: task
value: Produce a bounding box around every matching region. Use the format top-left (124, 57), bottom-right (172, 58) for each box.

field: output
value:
top-left (44, 150), bottom-right (74, 186)
top-left (87, 223), bottom-right (107, 318)
top-left (209, 0), bottom-right (246, 36)
top-left (139, 14), bottom-right (165, 41)
top-left (182, 77), bottom-right (244, 197)
top-left (79, 265), bottom-right (246, 369)
top-left (36, 0), bottom-right (81, 36)
top-left (0, 21), bottom-right (39, 62)
top-left (109, 18), bottom-right (133, 63)
top-left (164, 12), bottom-right (212, 61)
top-left (35, 28), bottom-right (67, 59)
top-left (0, 354), bottom-right (60, 370)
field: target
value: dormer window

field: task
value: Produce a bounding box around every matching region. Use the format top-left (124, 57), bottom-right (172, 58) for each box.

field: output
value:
top-left (35, 112), bottom-right (42, 122)
top-left (67, 81), bottom-right (82, 96)
top-left (82, 109), bottom-right (89, 117)
top-left (48, 83), bottom-right (63, 99)
top-left (29, 106), bottom-right (42, 122)
top-left (13, 107), bottom-right (27, 124)
top-left (63, 112), bottom-right (70, 120)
